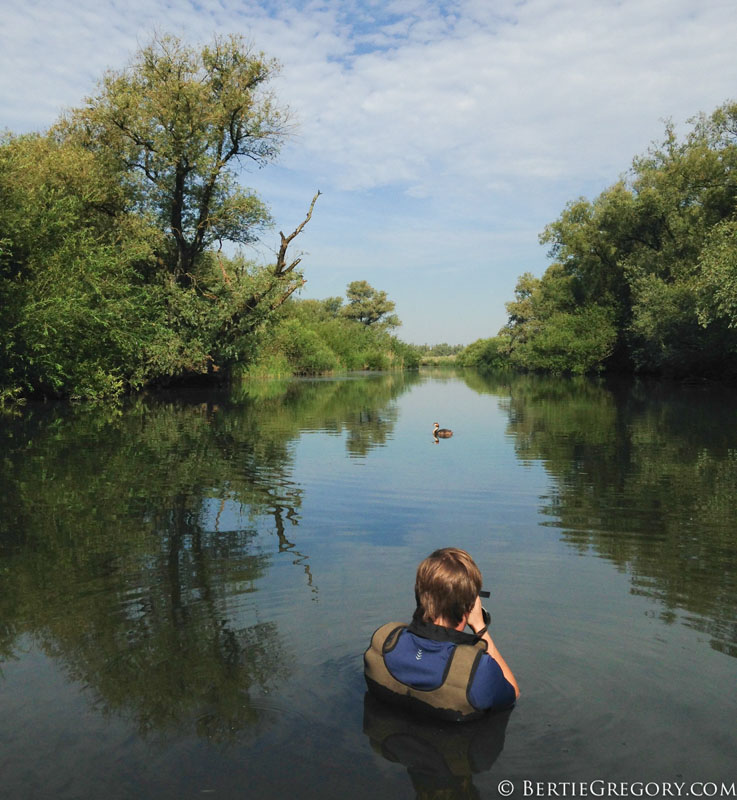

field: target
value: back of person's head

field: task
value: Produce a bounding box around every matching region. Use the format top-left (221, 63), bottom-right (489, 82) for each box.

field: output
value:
top-left (415, 547), bottom-right (482, 626)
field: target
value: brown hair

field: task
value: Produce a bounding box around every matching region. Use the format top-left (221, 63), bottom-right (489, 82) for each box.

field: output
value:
top-left (415, 547), bottom-right (482, 627)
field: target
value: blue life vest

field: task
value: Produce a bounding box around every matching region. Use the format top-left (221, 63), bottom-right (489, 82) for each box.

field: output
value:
top-left (364, 613), bottom-right (515, 722)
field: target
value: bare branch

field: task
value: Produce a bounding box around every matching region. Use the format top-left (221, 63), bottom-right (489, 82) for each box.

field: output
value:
top-left (274, 191), bottom-right (321, 276)
top-left (271, 278), bottom-right (307, 310)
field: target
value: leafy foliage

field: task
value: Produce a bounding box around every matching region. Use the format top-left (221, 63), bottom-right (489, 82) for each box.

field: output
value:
top-left (0, 35), bottom-right (319, 399)
top-left (697, 218), bottom-right (737, 329)
top-left (60, 33), bottom-right (285, 279)
top-left (501, 100), bottom-right (737, 377)
top-left (244, 285), bottom-right (418, 376)
top-left (341, 280), bottom-right (400, 329)
top-left (457, 337), bottom-right (509, 369)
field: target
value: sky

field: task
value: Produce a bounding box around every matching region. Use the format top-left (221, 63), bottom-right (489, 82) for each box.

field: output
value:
top-left (2, 0), bottom-right (737, 345)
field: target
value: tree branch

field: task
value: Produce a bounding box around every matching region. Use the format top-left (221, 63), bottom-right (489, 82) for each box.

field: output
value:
top-left (274, 191), bottom-right (321, 276)
top-left (271, 278), bottom-right (306, 310)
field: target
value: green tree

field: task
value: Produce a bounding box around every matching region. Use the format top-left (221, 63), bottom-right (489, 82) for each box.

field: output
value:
top-left (513, 306), bottom-right (617, 374)
top-left (0, 34), bottom-right (321, 399)
top-left (62, 33), bottom-right (287, 281)
top-left (504, 100), bottom-right (737, 377)
top-left (241, 283), bottom-right (419, 377)
top-left (341, 280), bottom-right (400, 328)
top-left (457, 337), bottom-right (509, 369)
top-left (697, 217), bottom-right (737, 330)
top-left (500, 272), bottom-right (543, 349)
top-left (0, 132), bottom-right (160, 398)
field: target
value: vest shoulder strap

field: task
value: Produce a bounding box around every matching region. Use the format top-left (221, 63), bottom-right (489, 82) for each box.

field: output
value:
top-left (370, 622), bottom-right (407, 653)
top-left (443, 636), bottom-right (487, 695)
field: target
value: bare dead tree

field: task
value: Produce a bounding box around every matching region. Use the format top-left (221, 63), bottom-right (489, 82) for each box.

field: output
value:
top-left (267, 190), bottom-right (321, 310)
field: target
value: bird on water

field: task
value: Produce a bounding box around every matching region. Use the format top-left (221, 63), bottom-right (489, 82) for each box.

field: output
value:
top-left (433, 422), bottom-right (453, 438)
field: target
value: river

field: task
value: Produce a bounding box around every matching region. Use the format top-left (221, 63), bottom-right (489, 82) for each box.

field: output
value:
top-left (1, 369), bottom-right (735, 799)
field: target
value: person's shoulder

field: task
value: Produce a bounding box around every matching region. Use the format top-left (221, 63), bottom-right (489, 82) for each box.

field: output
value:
top-left (469, 653), bottom-right (516, 709)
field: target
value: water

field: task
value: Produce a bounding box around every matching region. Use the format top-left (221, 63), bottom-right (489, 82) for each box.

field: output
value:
top-left (1, 370), bottom-right (736, 799)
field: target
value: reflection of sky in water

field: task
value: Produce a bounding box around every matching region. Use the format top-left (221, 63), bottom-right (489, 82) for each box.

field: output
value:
top-left (2, 373), bottom-right (737, 797)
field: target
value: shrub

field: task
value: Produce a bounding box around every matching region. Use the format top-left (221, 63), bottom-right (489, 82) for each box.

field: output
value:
top-left (458, 337), bottom-right (509, 369)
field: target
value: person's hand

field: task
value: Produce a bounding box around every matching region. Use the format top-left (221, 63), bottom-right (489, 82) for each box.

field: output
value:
top-left (467, 594), bottom-right (486, 633)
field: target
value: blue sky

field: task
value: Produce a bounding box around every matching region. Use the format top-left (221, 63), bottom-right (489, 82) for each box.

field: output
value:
top-left (2, 0), bottom-right (737, 344)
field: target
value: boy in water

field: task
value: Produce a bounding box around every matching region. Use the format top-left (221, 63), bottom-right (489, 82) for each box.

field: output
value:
top-left (364, 547), bottom-right (519, 720)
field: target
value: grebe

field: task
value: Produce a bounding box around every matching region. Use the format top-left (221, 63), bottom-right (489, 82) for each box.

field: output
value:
top-left (433, 422), bottom-right (453, 438)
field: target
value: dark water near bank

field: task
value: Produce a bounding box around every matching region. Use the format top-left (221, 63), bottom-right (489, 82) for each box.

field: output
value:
top-left (1, 370), bottom-right (736, 799)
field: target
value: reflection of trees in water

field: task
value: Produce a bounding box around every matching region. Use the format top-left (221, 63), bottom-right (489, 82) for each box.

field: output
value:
top-left (0, 372), bottom-right (416, 738)
top-left (273, 503), bottom-right (317, 597)
top-left (418, 366), bottom-right (464, 385)
top-left (0, 401), bottom-right (299, 741)
top-left (48, 517), bottom-right (286, 742)
top-left (234, 371), bottom-right (418, 458)
top-left (465, 371), bottom-right (737, 658)
top-left (345, 406), bottom-right (397, 457)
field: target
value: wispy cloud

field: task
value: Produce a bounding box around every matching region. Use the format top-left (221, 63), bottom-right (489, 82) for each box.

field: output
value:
top-left (2, 0), bottom-right (736, 342)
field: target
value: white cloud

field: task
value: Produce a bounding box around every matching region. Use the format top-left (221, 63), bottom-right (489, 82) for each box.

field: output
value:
top-left (272, 0), bottom-right (737, 199)
top-left (2, 0), bottom-right (736, 342)
top-left (4, 0), bottom-right (735, 191)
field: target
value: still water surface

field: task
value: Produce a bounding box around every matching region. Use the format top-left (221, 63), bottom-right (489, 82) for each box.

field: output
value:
top-left (1, 370), bottom-right (736, 799)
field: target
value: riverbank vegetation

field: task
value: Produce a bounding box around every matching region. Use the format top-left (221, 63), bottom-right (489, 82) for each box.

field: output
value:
top-left (239, 283), bottom-right (419, 377)
top-left (464, 101), bottom-right (737, 378)
top-left (0, 34), bottom-right (416, 402)
top-left (414, 343), bottom-right (464, 365)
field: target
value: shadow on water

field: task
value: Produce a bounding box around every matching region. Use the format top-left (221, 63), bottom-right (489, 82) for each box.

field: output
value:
top-left (460, 369), bottom-right (737, 658)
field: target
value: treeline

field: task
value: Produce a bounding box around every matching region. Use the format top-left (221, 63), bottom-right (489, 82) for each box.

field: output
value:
top-left (0, 35), bottom-right (415, 403)
top-left (413, 342), bottom-right (464, 365)
top-left (461, 101), bottom-right (737, 377)
top-left (416, 343), bottom-right (464, 357)
top-left (243, 282), bottom-right (419, 377)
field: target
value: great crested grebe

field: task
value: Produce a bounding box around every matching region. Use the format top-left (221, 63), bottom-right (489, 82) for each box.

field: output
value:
top-left (433, 422), bottom-right (453, 438)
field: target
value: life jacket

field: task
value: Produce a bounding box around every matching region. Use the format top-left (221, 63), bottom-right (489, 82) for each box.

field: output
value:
top-left (364, 622), bottom-right (489, 722)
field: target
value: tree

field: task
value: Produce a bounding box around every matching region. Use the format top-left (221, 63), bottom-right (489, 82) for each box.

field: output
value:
top-left (341, 280), bottom-right (400, 328)
top-left (499, 268), bottom-right (617, 374)
top-left (62, 33), bottom-right (288, 282)
top-left (0, 132), bottom-right (158, 398)
top-left (512, 306), bottom-right (617, 374)
top-left (503, 100), bottom-right (737, 377)
top-left (0, 34), bottom-right (321, 399)
top-left (698, 218), bottom-right (737, 329)
top-left (457, 338), bottom-right (509, 369)
top-left (501, 272), bottom-right (543, 346)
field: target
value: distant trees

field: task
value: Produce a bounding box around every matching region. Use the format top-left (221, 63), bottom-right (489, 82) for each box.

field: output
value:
top-left (497, 100), bottom-right (737, 377)
top-left (417, 343), bottom-right (465, 357)
top-left (341, 280), bottom-right (400, 329)
top-left (243, 282), bottom-right (418, 376)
